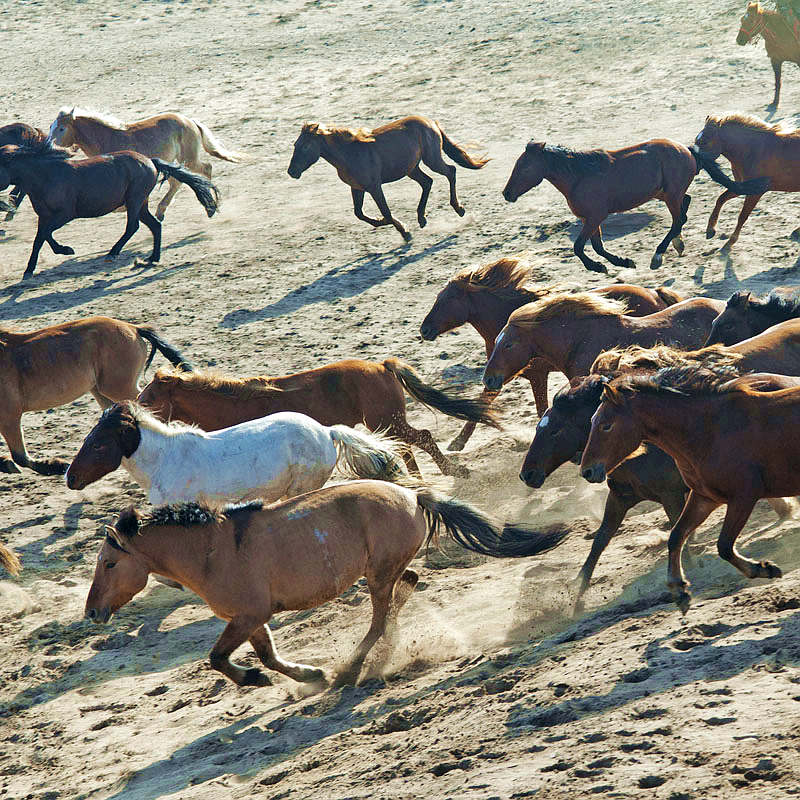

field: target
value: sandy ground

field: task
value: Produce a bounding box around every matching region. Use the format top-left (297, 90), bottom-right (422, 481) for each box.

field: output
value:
top-left (2, 0), bottom-right (800, 797)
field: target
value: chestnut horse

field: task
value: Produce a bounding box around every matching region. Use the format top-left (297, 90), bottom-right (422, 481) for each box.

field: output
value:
top-left (137, 359), bottom-right (499, 477)
top-left (736, 1), bottom-right (800, 110)
top-left (0, 140), bottom-right (218, 279)
top-left (0, 316), bottom-right (191, 476)
top-left (49, 107), bottom-right (242, 220)
top-left (85, 482), bottom-right (567, 687)
top-left (502, 139), bottom-right (768, 272)
top-left (705, 288), bottom-right (800, 345)
top-left (0, 122), bottom-right (47, 219)
top-left (287, 116), bottom-right (488, 241)
top-left (482, 293), bottom-right (725, 392)
top-left (420, 254), bottom-right (684, 448)
top-left (694, 113), bottom-right (800, 250)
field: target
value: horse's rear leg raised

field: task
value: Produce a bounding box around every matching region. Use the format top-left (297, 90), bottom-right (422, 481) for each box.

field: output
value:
top-left (0, 417), bottom-right (67, 475)
top-left (651, 194), bottom-right (690, 270)
top-left (249, 624), bottom-right (326, 683)
top-left (368, 185), bottom-right (411, 241)
top-left (409, 166), bottom-right (433, 228)
top-left (590, 225), bottom-right (636, 269)
top-left (390, 420), bottom-right (468, 477)
top-left (421, 150), bottom-right (465, 216)
top-left (574, 219), bottom-right (609, 274)
top-left (448, 388), bottom-right (499, 451)
top-left (155, 177), bottom-right (181, 221)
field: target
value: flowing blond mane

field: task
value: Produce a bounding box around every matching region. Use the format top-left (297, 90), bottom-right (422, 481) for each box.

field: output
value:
top-left (710, 112), bottom-right (797, 136)
top-left (591, 344), bottom-right (743, 376)
top-left (508, 292), bottom-right (629, 328)
top-left (448, 255), bottom-right (562, 302)
top-left (58, 106), bottom-right (127, 130)
top-left (127, 401), bottom-right (202, 437)
top-left (303, 122), bottom-right (376, 143)
top-left (152, 369), bottom-right (283, 401)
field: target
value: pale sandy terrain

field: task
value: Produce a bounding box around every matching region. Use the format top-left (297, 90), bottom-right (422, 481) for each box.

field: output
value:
top-left (1, 1), bottom-right (800, 798)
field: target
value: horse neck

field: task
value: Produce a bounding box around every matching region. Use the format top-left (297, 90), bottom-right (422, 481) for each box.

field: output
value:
top-left (72, 117), bottom-right (125, 155)
top-left (122, 422), bottom-right (191, 487)
top-left (529, 315), bottom-right (624, 375)
top-left (467, 291), bottom-right (528, 344)
top-left (318, 135), bottom-right (355, 170)
top-left (763, 10), bottom-right (798, 53)
top-left (718, 124), bottom-right (767, 162)
top-left (130, 526), bottom-right (213, 594)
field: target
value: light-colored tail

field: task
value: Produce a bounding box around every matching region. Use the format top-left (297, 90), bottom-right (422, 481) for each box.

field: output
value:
top-left (329, 426), bottom-right (408, 482)
top-left (193, 119), bottom-right (244, 162)
top-left (0, 542), bottom-right (21, 576)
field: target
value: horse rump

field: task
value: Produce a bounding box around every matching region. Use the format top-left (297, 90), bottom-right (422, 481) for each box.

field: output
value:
top-left (136, 326), bottom-right (194, 373)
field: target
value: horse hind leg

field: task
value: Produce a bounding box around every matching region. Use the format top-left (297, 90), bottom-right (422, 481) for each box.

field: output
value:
top-left (0, 418), bottom-right (66, 475)
top-left (590, 226), bottom-right (636, 269)
top-left (448, 388), bottom-right (499, 451)
top-left (722, 194), bottom-right (763, 251)
top-left (368, 185), bottom-right (411, 241)
top-left (138, 205), bottom-right (162, 262)
top-left (155, 177), bottom-right (181, 221)
top-left (390, 420), bottom-right (468, 478)
top-left (249, 624), bottom-right (326, 684)
top-left (651, 193), bottom-right (690, 270)
top-left (106, 201), bottom-right (144, 260)
top-left (209, 615), bottom-right (271, 686)
top-left (409, 165), bottom-right (433, 228)
top-left (421, 146), bottom-right (464, 216)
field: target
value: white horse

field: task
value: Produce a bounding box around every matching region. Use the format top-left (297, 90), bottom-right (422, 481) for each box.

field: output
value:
top-left (65, 402), bottom-right (407, 506)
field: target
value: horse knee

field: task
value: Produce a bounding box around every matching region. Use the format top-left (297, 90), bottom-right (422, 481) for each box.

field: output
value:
top-left (717, 539), bottom-right (735, 563)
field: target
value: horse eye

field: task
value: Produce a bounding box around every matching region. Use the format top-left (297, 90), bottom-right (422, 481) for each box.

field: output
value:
top-left (601, 422), bottom-right (614, 432)
top-left (503, 338), bottom-right (514, 349)
top-left (105, 561), bottom-right (116, 569)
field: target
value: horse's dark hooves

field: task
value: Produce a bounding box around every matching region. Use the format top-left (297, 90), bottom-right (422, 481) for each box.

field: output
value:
top-left (650, 253), bottom-right (663, 270)
top-left (418, 217), bottom-right (427, 228)
top-left (705, 228), bottom-right (715, 239)
top-left (36, 459), bottom-right (69, 476)
top-left (621, 258), bottom-right (636, 269)
top-left (452, 464), bottom-right (470, 479)
top-left (0, 460), bottom-right (22, 474)
top-left (455, 206), bottom-right (466, 217)
top-left (401, 233), bottom-right (412, 243)
top-left (22, 269), bottom-right (34, 281)
top-left (447, 437), bottom-right (467, 452)
top-left (790, 228), bottom-right (800, 242)
top-left (584, 260), bottom-right (608, 274)
top-left (241, 667), bottom-right (272, 687)
top-left (762, 561), bottom-right (783, 579)
top-left (60, 246), bottom-right (75, 255)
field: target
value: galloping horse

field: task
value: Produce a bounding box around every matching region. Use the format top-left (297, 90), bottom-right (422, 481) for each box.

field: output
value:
top-left (482, 293), bottom-right (724, 392)
top-left (136, 359), bottom-right (497, 477)
top-left (49, 107), bottom-right (241, 220)
top-left (85, 482), bottom-right (567, 687)
top-left (420, 254), bottom-right (683, 448)
top-left (695, 114), bottom-right (800, 250)
top-left (581, 367), bottom-right (800, 612)
top-left (736, 1), bottom-right (800, 110)
top-left (287, 116), bottom-right (488, 241)
top-left (0, 141), bottom-right (218, 278)
top-left (0, 316), bottom-right (191, 475)
top-left (0, 122), bottom-right (47, 219)
top-left (66, 403), bottom-right (407, 505)
top-left (502, 138), bottom-right (769, 272)
top-left (705, 288), bottom-right (800, 345)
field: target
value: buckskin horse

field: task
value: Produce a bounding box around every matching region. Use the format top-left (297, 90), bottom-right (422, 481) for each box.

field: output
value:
top-left (0, 140), bottom-right (218, 279)
top-left (48, 107), bottom-right (242, 220)
top-left (85, 482), bottom-right (567, 687)
top-left (502, 138), bottom-right (769, 272)
top-left (287, 116), bottom-right (488, 241)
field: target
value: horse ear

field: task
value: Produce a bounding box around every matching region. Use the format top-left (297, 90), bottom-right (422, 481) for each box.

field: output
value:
top-left (115, 506), bottom-right (140, 538)
top-left (727, 291), bottom-right (750, 308)
top-left (302, 122), bottom-right (319, 135)
top-left (526, 140), bottom-right (545, 153)
top-left (601, 382), bottom-right (624, 407)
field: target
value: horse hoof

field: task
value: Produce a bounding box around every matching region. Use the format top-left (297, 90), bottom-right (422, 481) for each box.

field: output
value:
top-left (59, 246), bottom-right (75, 256)
top-left (672, 237), bottom-right (685, 256)
top-left (676, 590), bottom-right (692, 615)
top-left (585, 261), bottom-right (608, 274)
top-left (22, 270), bottom-right (34, 281)
top-left (0, 460), bottom-right (21, 474)
top-left (447, 437), bottom-right (467, 452)
top-left (455, 206), bottom-right (466, 217)
top-left (621, 258), bottom-right (636, 269)
top-left (155, 210), bottom-right (165, 222)
top-left (650, 253), bottom-right (663, 270)
top-left (241, 668), bottom-right (271, 687)
top-left (452, 464), bottom-right (470, 478)
top-left (762, 561), bottom-right (783, 579)
top-left (401, 232), bottom-right (412, 243)
top-left (418, 217), bottom-right (427, 228)
top-left (790, 228), bottom-right (800, 242)
top-left (705, 228), bottom-right (715, 239)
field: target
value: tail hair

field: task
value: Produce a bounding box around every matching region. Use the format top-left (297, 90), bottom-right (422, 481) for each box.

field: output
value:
top-left (136, 326), bottom-right (194, 374)
top-left (436, 122), bottom-right (490, 169)
top-left (655, 286), bottom-right (684, 306)
top-left (329, 425), bottom-right (409, 482)
top-left (151, 158), bottom-right (219, 217)
top-left (690, 146), bottom-right (769, 195)
top-left (0, 541), bottom-right (21, 576)
top-left (417, 489), bottom-right (567, 558)
top-left (193, 119), bottom-right (244, 162)
top-left (383, 358), bottom-right (500, 428)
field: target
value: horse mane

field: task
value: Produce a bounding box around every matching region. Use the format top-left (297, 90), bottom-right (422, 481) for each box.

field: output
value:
top-left (732, 289), bottom-right (800, 322)
top-left (591, 343), bottom-right (743, 376)
top-left (709, 113), bottom-right (798, 136)
top-left (115, 500), bottom-right (265, 536)
top-left (449, 255), bottom-right (558, 302)
top-left (552, 374), bottom-right (607, 411)
top-left (0, 138), bottom-right (71, 161)
top-left (62, 106), bottom-right (127, 130)
top-left (303, 122), bottom-right (376, 143)
top-left (613, 365), bottom-right (744, 400)
top-left (541, 144), bottom-right (612, 179)
top-left (152, 369), bottom-right (282, 400)
top-left (509, 292), bottom-right (628, 329)
top-left (127, 401), bottom-right (203, 437)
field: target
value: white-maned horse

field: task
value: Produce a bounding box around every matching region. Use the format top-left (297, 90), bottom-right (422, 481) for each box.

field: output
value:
top-left (65, 401), bottom-right (406, 506)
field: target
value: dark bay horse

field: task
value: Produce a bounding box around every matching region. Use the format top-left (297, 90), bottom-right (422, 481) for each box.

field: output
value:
top-left (695, 113), bottom-right (800, 249)
top-left (705, 288), bottom-right (800, 345)
top-left (0, 140), bottom-right (218, 279)
top-left (502, 139), bottom-right (769, 272)
top-left (85, 483), bottom-right (567, 687)
top-left (287, 116), bottom-right (488, 241)
top-left (420, 255), bottom-right (683, 448)
top-left (482, 293), bottom-right (724, 392)
top-left (581, 367), bottom-right (800, 612)
top-left (0, 316), bottom-right (191, 475)
top-left (0, 122), bottom-right (47, 219)
top-left (737, 1), bottom-right (800, 109)
top-left (136, 358), bottom-right (499, 477)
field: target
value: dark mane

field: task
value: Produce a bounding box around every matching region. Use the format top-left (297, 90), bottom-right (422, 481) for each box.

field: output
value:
top-left (740, 289), bottom-right (800, 322)
top-left (0, 139), bottom-right (72, 162)
top-left (615, 365), bottom-right (743, 399)
top-left (117, 500), bottom-right (266, 536)
top-left (540, 144), bottom-right (613, 179)
top-left (552, 375), bottom-right (607, 410)
top-left (0, 123), bottom-right (47, 147)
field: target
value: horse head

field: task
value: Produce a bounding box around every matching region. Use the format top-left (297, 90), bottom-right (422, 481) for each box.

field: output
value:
top-left (136, 373), bottom-right (174, 420)
top-left (420, 281), bottom-right (470, 340)
top-left (693, 116), bottom-right (723, 158)
top-left (503, 141), bottom-right (546, 202)
top-left (65, 402), bottom-right (141, 490)
top-left (737, 2), bottom-right (765, 45)
top-left (288, 123), bottom-right (323, 178)
top-left (48, 107), bottom-right (76, 146)
top-left (482, 323), bottom-right (531, 391)
top-left (704, 291), bottom-right (753, 346)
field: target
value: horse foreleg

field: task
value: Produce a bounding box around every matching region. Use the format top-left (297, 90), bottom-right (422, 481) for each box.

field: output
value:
top-left (721, 193), bottom-right (762, 250)
top-left (106, 205), bottom-right (142, 260)
top-left (155, 178), bottom-right (181, 221)
top-left (769, 59), bottom-right (782, 110)
top-left (138, 205), bottom-right (162, 262)
top-left (448, 388), bottom-right (499, 451)
top-left (717, 497), bottom-right (781, 581)
top-left (46, 233), bottom-right (74, 256)
top-left (369, 185), bottom-right (411, 241)
top-left (574, 220), bottom-right (608, 273)
top-left (24, 216), bottom-right (62, 279)
top-left (409, 165), bottom-right (433, 227)
top-left (666, 490), bottom-right (718, 613)
top-left (209, 616), bottom-right (271, 687)
top-left (525, 361), bottom-right (552, 417)
top-left (0, 417), bottom-right (67, 475)
top-left (351, 188), bottom-right (386, 227)
top-left (705, 189), bottom-right (738, 238)
top-left (590, 226), bottom-right (636, 269)
top-left (249, 624), bottom-right (325, 683)
top-left (651, 195), bottom-right (690, 270)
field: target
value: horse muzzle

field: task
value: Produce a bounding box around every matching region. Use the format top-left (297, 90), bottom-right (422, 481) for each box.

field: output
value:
top-left (581, 463), bottom-right (606, 484)
top-left (85, 606), bottom-right (112, 624)
top-left (287, 166), bottom-right (302, 179)
top-left (419, 324), bottom-right (439, 341)
top-left (65, 469), bottom-right (85, 491)
top-left (482, 372), bottom-right (504, 392)
top-left (520, 467), bottom-right (546, 488)
top-left (502, 187), bottom-right (517, 203)
top-left (736, 31), bottom-right (749, 46)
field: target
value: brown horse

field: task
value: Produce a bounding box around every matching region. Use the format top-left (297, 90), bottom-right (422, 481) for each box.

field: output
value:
top-left (502, 139), bottom-right (768, 272)
top-left (694, 113), bottom-right (800, 249)
top-left (482, 293), bottom-right (725, 392)
top-left (85, 482), bottom-right (567, 687)
top-left (581, 366), bottom-right (800, 612)
top-left (49, 107), bottom-right (242, 220)
top-left (0, 316), bottom-right (191, 475)
top-left (136, 358), bottom-right (498, 477)
top-left (287, 116), bottom-right (488, 241)
top-left (420, 254), bottom-right (684, 448)
top-left (0, 140), bottom-right (218, 279)
top-left (705, 288), bottom-right (800, 345)
top-left (0, 122), bottom-right (47, 219)
top-left (736, 1), bottom-right (800, 110)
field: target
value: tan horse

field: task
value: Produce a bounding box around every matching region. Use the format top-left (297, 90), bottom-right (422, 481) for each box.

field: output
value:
top-left (0, 541), bottom-right (20, 576)
top-left (48, 107), bottom-right (241, 220)
top-left (0, 316), bottom-right (191, 475)
top-left (85, 482), bottom-right (567, 687)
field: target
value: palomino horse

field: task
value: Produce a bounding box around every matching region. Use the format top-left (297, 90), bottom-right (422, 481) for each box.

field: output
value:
top-left (85, 482), bottom-right (567, 687)
top-left (0, 122), bottom-right (47, 219)
top-left (502, 139), bottom-right (769, 272)
top-left (0, 316), bottom-right (191, 476)
top-left (482, 293), bottom-right (725, 392)
top-left (49, 107), bottom-right (241, 220)
top-left (66, 402), bottom-right (407, 506)
top-left (0, 541), bottom-right (20, 577)
top-left (136, 359), bottom-right (498, 477)
top-left (420, 254), bottom-right (684, 448)
top-left (287, 116), bottom-right (488, 241)
top-left (581, 366), bottom-right (800, 612)
top-left (0, 141), bottom-right (218, 279)
top-left (705, 289), bottom-right (800, 345)
top-left (736, 1), bottom-right (800, 109)
top-left (695, 113), bottom-right (800, 250)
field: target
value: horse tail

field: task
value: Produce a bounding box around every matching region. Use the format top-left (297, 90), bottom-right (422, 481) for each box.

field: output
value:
top-left (0, 541), bottom-right (21, 576)
top-left (655, 286), bottom-right (684, 306)
top-left (435, 122), bottom-right (490, 169)
top-left (690, 146), bottom-right (770, 195)
top-left (136, 326), bottom-right (194, 373)
top-left (151, 158), bottom-right (219, 217)
top-left (382, 358), bottom-right (501, 428)
top-left (329, 425), bottom-right (408, 482)
top-left (416, 489), bottom-right (568, 557)
top-left (192, 119), bottom-right (244, 163)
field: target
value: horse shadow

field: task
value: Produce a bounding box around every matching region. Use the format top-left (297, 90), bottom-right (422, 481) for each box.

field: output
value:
top-left (219, 234), bottom-right (459, 329)
top-left (567, 211), bottom-right (656, 242)
top-left (693, 251), bottom-right (800, 293)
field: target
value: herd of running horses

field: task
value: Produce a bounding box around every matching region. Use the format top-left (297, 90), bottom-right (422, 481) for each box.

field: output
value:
top-left (3, 3), bottom-right (800, 689)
